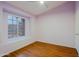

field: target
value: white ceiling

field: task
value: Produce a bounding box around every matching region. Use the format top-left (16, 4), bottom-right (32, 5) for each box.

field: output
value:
top-left (5, 1), bottom-right (67, 16)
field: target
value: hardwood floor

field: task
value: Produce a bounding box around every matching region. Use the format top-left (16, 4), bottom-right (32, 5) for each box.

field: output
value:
top-left (3, 41), bottom-right (78, 57)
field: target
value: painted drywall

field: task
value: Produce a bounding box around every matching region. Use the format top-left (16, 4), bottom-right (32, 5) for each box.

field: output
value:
top-left (0, 2), bottom-right (36, 56)
top-left (36, 2), bottom-right (75, 48)
top-left (75, 1), bottom-right (79, 54)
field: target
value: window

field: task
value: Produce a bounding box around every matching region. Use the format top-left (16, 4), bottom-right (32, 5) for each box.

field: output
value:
top-left (8, 14), bottom-right (25, 38)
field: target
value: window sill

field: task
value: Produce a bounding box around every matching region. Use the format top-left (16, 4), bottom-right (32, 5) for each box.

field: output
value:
top-left (0, 36), bottom-right (26, 46)
top-left (7, 36), bottom-right (26, 44)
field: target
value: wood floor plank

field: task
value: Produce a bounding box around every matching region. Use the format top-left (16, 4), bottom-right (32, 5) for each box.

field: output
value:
top-left (3, 41), bottom-right (78, 57)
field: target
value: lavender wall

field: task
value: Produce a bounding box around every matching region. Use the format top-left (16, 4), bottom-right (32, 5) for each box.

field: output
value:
top-left (75, 1), bottom-right (79, 55)
top-left (36, 2), bottom-right (75, 48)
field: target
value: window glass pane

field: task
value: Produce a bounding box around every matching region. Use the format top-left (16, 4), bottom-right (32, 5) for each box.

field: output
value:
top-left (18, 18), bottom-right (25, 36)
top-left (8, 15), bottom-right (17, 38)
top-left (8, 15), bottom-right (13, 38)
